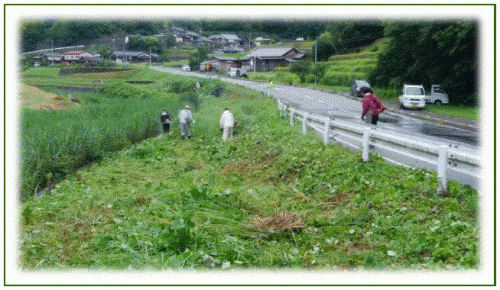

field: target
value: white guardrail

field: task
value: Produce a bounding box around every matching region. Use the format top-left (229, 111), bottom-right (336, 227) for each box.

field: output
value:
top-left (275, 98), bottom-right (481, 193)
top-left (149, 66), bottom-right (481, 192)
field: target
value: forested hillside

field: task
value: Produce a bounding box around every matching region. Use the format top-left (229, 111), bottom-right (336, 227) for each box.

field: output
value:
top-left (21, 19), bottom-right (478, 105)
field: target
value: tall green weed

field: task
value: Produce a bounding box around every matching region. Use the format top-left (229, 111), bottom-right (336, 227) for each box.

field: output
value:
top-left (20, 91), bottom-right (171, 200)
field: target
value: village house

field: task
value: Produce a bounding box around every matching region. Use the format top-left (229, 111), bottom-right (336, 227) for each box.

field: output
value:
top-left (240, 47), bottom-right (306, 72)
top-left (200, 56), bottom-right (240, 72)
top-left (33, 51), bottom-right (101, 66)
top-left (109, 51), bottom-right (159, 63)
top-left (63, 51), bottom-right (101, 66)
top-left (193, 36), bottom-right (212, 47)
top-left (209, 34), bottom-right (245, 48)
top-left (253, 37), bottom-right (272, 46)
top-left (214, 46), bottom-right (246, 55)
top-left (33, 52), bottom-right (64, 66)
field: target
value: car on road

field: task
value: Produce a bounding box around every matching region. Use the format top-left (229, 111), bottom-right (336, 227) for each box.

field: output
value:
top-left (399, 84), bottom-right (426, 110)
top-left (182, 65), bottom-right (191, 72)
top-left (425, 84), bottom-right (449, 105)
top-left (350, 80), bottom-right (371, 97)
top-left (228, 68), bottom-right (248, 78)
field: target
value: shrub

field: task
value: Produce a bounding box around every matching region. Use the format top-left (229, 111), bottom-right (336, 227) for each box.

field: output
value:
top-left (275, 71), bottom-right (301, 85)
top-left (169, 79), bottom-right (198, 94)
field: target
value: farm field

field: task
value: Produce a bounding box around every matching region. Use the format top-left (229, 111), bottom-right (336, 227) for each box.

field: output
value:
top-left (19, 67), bottom-right (478, 271)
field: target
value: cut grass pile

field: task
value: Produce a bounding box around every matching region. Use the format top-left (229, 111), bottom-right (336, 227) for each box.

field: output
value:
top-left (20, 84), bottom-right (80, 110)
top-left (20, 69), bottom-right (478, 270)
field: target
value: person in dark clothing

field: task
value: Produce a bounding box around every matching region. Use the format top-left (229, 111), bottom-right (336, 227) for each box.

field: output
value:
top-left (160, 110), bottom-right (171, 133)
top-left (361, 88), bottom-right (387, 125)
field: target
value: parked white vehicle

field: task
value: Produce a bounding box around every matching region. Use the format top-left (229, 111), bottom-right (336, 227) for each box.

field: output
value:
top-left (425, 84), bottom-right (449, 105)
top-left (182, 65), bottom-right (191, 72)
top-left (399, 84), bottom-right (426, 110)
top-left (228, 68), bottom-right (248, 78)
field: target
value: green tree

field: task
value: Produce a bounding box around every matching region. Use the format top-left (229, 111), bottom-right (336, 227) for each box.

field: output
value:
top-left (433, 22), bottom-right (477, 105)
top-left (290, 60), bottom-right (312, 83)
top-left (128, 35), bottom-right (164, 53)
top-left (188, 46), bottom-right (210, 72)
top-left (316, 32), bottom-right (336, 61)
top-left (88, 45), bottom-right (113, 59)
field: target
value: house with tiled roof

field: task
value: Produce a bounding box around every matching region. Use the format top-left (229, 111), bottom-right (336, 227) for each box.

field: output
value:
top-left (209, 34), bottom-right (244, 48)
top-left (240, 47), bottom-right (306, 72)
top-left (109, 51), bottom-right (159, 63)
top-left (200, 56), bottom-right (240, 72)
top-left (63, 51), bottom-right (101, 66)
top-left (33, 52), bottom-right (64, 66)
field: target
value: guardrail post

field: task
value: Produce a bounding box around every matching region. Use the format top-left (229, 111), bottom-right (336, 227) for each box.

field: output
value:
top-left (362, 127), bottom-right (371, 162)
top-left (290, 109), bottom-right (295, 126)
top-left (437, 145), bottom-right (448, 195)
top-left (302, 113), bottom-right (308, 135)
top-left (323, 117), bottom-right (330, 145)
top-left (277, 99), bottom-right (284, 118)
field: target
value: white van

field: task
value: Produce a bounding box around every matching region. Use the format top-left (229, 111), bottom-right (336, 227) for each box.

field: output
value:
top-left (399, 84), bottom-right (426, 110)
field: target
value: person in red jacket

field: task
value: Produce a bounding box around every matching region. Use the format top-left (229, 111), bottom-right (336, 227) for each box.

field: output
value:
top-left (361, 88), bottom-right (387, 125)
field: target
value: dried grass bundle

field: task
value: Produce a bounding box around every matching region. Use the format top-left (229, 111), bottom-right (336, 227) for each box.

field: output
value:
top-left (253, 212), bottom-right (306, 232)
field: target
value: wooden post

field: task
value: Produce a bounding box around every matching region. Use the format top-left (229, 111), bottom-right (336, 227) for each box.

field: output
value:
top-left (290, 109), bottom-right (295, 126)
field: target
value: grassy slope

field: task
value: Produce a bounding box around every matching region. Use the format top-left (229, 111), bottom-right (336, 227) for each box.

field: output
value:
top-left (20, 70), bottom-right (478, 270)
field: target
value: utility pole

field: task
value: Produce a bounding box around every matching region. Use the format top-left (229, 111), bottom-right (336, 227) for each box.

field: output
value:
top-left (314, 42), bottom-right (317, 85)
top-left (51, 39), bottom-right (54, 66)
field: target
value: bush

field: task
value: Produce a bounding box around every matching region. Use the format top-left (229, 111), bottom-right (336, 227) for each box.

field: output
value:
top-left (275, 71), bottom-right (301, 85)
top-left (98, 59), bottom-right (116, 68)
top-left (169, 79), bottom-right (198, 94)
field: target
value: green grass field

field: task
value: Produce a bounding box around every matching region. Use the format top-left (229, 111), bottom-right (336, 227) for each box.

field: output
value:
top-left (19, 67), bottom-right (478, 270)
top-left (21, 67), bottom-right (137, 88)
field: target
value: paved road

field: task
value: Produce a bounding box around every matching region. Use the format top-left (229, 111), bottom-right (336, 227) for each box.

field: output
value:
top-left (151, 66), bottom-right (479, 150)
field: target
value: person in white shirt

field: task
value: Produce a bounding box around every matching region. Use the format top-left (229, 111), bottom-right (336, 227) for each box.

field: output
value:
top-left (178, 105), bottom-right (194, 139)
top-left (219, 108), bottom-right (235, 141)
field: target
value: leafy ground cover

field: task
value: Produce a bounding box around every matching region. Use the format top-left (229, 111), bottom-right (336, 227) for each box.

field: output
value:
top-left (20, 70), bottom-right (478, 270)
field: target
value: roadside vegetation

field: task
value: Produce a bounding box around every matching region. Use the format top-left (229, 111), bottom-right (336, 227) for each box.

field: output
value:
top-left (20, 67), bottom-right (478, 270)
